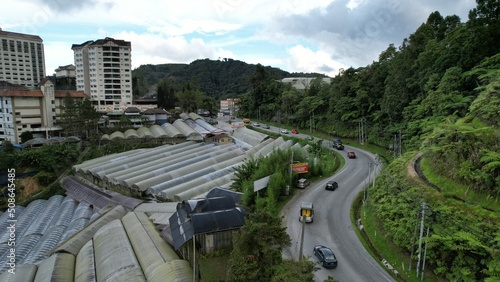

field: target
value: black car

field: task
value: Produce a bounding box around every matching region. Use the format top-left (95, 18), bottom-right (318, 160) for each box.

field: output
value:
top-left (325, 180), bottom-right (338, 191)
top-left (313, 245), bottom-right (338, 268)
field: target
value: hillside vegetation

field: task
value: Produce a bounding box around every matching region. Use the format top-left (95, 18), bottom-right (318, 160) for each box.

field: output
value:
top-left (229, 1), bottom-right (498, 280)
top-left (132, 58), bottom-right (326, 99)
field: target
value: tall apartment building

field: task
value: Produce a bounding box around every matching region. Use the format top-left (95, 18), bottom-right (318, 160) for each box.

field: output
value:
top-left (72, 37), bottom-right (132, 112)
top-left (0, 79), bottom-right (86, 143)
top-left (0, 28), bottom-right (46, 88)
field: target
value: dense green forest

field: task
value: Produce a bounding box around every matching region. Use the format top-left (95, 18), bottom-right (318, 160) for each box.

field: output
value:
top-left (132, 58), bottom-right (326, 100)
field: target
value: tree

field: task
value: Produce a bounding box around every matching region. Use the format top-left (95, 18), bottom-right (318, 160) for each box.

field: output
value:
top-left (226, 210), bottom-right (291, 282)
top-left (60, 94), bottom-right (99, 139)
top-left (59, 92), bottom-right (80, 136)
top-left (20, 131), bottom-right (33, 143)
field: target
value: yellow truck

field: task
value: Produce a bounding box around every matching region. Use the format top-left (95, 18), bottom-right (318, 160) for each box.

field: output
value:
top-left (243, 118), bottom-right (251, 124)
top-left (299, 202), bottom-right (314, 223)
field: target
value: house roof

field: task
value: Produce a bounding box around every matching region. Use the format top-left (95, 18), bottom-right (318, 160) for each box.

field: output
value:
top-left (169, 196), bottom-right (245, 250)
top-left (0, 28), bottom-right (42, 41)
top-left (0, 89), bottom-right (86, 98)
top-left (0, 90), bottom-right (43, 97)
top-left (0, 81), bottom-right (29, 90)
top-left (54, 90), bottom-right (87, 98)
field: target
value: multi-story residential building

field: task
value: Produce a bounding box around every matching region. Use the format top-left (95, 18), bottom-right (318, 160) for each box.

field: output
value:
top-left (54, 64), bottom-right (76, 90)
top-left (0, 79), bottom-right (86, 143)
top-left (220, 98), bottom-right (240, 115)
top-left (72, 37), bottom-right (132, 113)
top-left (0, 28), bottom-right (46, 88)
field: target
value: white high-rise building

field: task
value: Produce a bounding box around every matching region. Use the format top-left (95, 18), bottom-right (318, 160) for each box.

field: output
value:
top-left (0, 28), bottom-right (46, 88)
top-left (72, 37), bottom-right (132, 112)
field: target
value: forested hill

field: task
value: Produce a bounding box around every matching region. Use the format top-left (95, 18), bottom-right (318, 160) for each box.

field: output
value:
top-left (132, 58), bottom-right (327, 99)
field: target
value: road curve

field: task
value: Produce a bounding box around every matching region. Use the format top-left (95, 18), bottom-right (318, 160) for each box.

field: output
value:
top-left (281, 145), bottom-right (396, 282)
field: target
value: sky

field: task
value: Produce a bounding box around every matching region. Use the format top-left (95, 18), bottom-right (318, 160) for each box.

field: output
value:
top-left (1, 0), bottom-right (477, 78)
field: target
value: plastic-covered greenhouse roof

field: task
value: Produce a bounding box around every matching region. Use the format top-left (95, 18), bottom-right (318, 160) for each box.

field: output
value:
top-left (74, 130), bottom-right (311, 201)
top-left (172, 119), bottom-right (200, 139)
top-left (23, 137), bottom-right (47, 146)
top-left (0, 179), bottom-right (194, 281)
top-left (109, 131), bottom-right (125, 140)
top-left (161, 123), bottom-right (185, 137)
top-left (0, 207), bottom-right (193, 281)
top-left (232, 126), bottom-right (269, 147)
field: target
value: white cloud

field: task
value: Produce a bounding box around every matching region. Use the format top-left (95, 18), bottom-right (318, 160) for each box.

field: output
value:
top-left (2, 0), bottom-right (478, 78)
top-left (287, 45), bottom-right (348, 77)
top-left (43, 42), bottom-right (75, 75)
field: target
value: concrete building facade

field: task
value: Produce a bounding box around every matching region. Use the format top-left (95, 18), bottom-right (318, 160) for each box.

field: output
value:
top-left (72, 37), bottom-right (132, 113)
top-left (220, 98), bottom-right (240, 115)
top-left (0, 79), bottom-right (86, 143)
top-left (0, 28), bottom-right (46, 89)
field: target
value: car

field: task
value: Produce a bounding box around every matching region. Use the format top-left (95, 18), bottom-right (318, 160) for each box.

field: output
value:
top-left (296, 178), bottom-right (310, 189)
top-left (291, 129), bottom-right (299, 134)
top-left (305, 136), bottom-right (314, 141)
top-left (262, 124), bottom-right (270, 129)
top-left (325, 180), bottom-right (338, 191)
top-left (333, 138), bottom-right (344, 150)
top-left (253, 122), bottom-right (260, 127)
top-left (313, 245), bottom-right (338, 269)
top-left (280, 129), bottom-right (290, 134)
top-left (347, 152), bottom-right (356, 159)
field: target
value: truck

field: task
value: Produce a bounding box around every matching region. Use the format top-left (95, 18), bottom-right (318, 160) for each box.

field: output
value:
top-left (299, 202), bottom-right (314, 223)
top-left (332, 138), bottom-right (344, 150)
top-left (243, 118), bottom-right (251, 124)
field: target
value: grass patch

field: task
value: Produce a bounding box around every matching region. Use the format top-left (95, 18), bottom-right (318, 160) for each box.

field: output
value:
top-left (199, 252), bottom-right (231, 282)
top-left (420, 158), bottom-right (500, 212)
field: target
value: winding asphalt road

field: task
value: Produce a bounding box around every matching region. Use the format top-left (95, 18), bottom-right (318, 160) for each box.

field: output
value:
top-left (281, 143), bottom-right (396, 282)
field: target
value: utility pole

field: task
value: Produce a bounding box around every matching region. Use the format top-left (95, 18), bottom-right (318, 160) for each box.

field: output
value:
top-left (289, 151), bottom-right (294, 188)
top-left (409, 211), bottom-right (420, 271)
top-left (399, 129), bottom-right (402, 157)
top-left (299, 215), bottom-right (306, 261)
top-left (421, 226), bottom-right (430, 281)
top-left (357, 118), bottom-right (367, 145)
top-left (416, 202), bottom-right (426, 278)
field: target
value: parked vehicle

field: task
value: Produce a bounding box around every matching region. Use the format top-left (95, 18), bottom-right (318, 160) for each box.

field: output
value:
top-left (262, 124), bottom-right (270, 129)
top-left (313, 245), bottom-right (338, 268)
top-left (332, 138), bottom-right (344, 150)
top-left (299, 202), bottom-right (314, 223)
top-left (305, 136), bottom-right (314, 141)
top-left (347, 152), bottom-right (356, 159)
top-left (325, 180), bottom-right (338, 191)
top-left (291, 129), bottom-right (299, 134)
top-left (297, 178), bottom-right (310, 189)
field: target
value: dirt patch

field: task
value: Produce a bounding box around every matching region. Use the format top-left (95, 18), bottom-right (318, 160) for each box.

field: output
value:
top-left (18, 177), bottom-right (44, 198)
